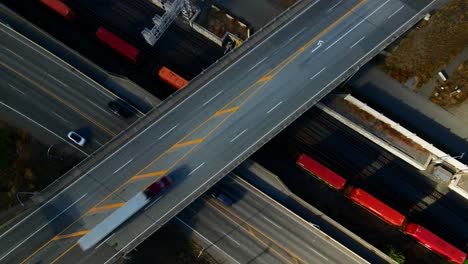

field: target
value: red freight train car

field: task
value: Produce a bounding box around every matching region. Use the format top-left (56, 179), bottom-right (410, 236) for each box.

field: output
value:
top-left (95, 27), bottom-right (140, 63)
top-left (296, 154), bottom-right (347, 190)
top-left (158, 66), bottom-right (189, 90)
top-left (404, 224), bottom-right (467, 264)
top-left (39, 0), bottom-right (75, 20)
top-left (348, 188), bottom-right (406, 226)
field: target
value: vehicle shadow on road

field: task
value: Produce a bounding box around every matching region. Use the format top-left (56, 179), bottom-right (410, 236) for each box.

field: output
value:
top-left (42, 193), bottom-right (82, 235)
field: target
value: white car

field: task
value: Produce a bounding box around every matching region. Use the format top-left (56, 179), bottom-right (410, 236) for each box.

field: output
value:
top-left (67, 131), bottom-right (86, 146)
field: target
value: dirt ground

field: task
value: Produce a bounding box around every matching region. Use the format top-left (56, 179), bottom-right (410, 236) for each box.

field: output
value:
top-left (430, 60), bottom-right (467, 107)
top-left (382, 0), bottom-right (468, 89)
top-left (0, 122), bottom-right (80, 210)
top-left (124, 221), bottom-right (217, 264)
top-left (198, 6), bottom-right (249, 40)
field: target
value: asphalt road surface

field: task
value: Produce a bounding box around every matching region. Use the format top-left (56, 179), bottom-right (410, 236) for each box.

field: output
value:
top-left (0, 23), bottom-right (141, 155)
top-left (176, 175), bottom-right (366, 263)
top-left (81, 175), bottom-right (367, 263)
top-left (0, 0), bottom-right (437, 263)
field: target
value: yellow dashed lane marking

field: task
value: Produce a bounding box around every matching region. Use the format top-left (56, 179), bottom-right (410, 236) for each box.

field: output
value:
top-left (21, 1), bottom-right (367, 262)
top-left (52, 230), bottom-right (89, 241)
top-left (170, 138), bottom-right (204, 149)
top-left (257, 75), bottom-right (274, 83)
top-left (214, 106), bottom-right (240, 117)
top-left (131, 170), bottom-right (168, 180)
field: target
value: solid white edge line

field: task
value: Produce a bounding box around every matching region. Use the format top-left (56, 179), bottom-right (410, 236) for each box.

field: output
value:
top-left (78, 0), bottom-right (431, 262)
top-left (175, 217), bottom-right (241, 264)
top-left (0, 100), bottom-right (88, 156)
top-left (266, 101), bottom-right (283, 114)
top-left (232, 175), bottom-right (361, 261)
top-left (158, 124), bottom-right (179, 140)
top-left (202, 90), bottom-right (224, 106)
top-left (101, 2), bottom-right (325, 261)
top-left (231, 176), bottom-right (350, 258)
top-left (0, 115), bottom-right (147, 243)
top-left (325, 0), bottom-right (391, 51)
top-left (0, 194), bottom-right (87, 261)
top-left (121, 4), bottom-right (429, 261)
top-left (113, 158), bottom-right (134, 174)
top-left (0, 25), bottom-right (118, 101)
top-left (230, 129), bottom-right (248, 143)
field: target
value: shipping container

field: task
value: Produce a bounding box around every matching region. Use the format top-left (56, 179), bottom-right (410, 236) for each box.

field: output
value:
top-left (296, 154), bottom-right (347, 190)
top-left (349, 188), bottom-right (405, 226)
top-left (39, 0), bottom-right (75, 20)
top-left (158, 66), bottom-right (189, 90)
top-left (404, 224), bottom-right (466, 264)
top-left (95, 27), bottom-right (140, 63)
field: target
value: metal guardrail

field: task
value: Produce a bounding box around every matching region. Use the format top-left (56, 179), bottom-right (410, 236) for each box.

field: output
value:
top-left (109, 0), bottom-right (441, 259)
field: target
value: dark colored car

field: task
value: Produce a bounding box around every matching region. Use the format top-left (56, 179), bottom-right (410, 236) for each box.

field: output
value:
top-left (108, 101), bottom-right (132, 118)
top-left (144, 177), bottom-right (171, 198)
top-left (211, 190), bottom-right (233, 206)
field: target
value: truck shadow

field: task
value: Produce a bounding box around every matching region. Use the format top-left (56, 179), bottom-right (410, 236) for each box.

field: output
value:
top-left (42, 193), bottom-right (83, 235)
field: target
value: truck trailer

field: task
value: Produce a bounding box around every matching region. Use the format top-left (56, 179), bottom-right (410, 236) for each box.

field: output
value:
top-left (78, 177), bottom-right (171, 250)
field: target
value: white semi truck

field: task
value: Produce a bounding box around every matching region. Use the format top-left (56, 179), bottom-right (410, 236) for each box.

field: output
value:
top-left (78, 177), bottom-right (171, 251)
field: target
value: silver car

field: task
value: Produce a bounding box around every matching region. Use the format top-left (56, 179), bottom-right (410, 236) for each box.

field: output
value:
top-left (67, 131), bottom-right (86, 146)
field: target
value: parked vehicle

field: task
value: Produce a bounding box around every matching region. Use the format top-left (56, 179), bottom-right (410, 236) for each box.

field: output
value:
top-left (296, 153), bottom-right (347, 190)
top-left (404, 224), bottom-right (466, 264)
top-left (296, 152), bottom-right (467, 263)
top-left (67, 131), bottom-right (86, 146)
top-left (158, 66), bottom-right (189, 90)
top-left (39, 0), bottom-right (75, 20)
top-left (348, 188), bottom-right (406, 226)
top-left (95, 27), bottom-right (140, 63)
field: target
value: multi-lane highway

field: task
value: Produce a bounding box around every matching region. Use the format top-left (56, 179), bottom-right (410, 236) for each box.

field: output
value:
top-left (0, 23), bottom-right (140, 155)
top-left (0, 0), bottom-right (438, 263)
top-left (76, 174), bottom-right (368, 263)
top-left (176, 175), bottom-right (366, 263)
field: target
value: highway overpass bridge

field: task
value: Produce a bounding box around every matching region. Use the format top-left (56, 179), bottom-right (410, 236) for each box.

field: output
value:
top-left (0, 0), bottom-right (438, 262)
